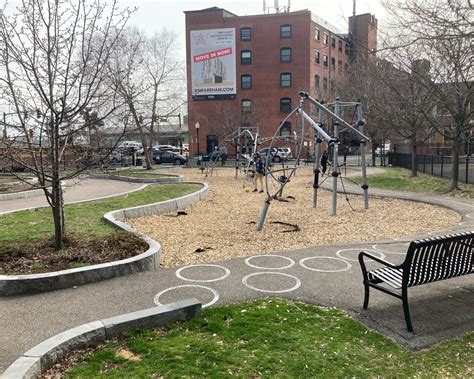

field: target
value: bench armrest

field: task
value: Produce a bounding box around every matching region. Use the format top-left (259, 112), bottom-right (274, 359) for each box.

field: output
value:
top-left (358, 251), bottom-right (399, 282)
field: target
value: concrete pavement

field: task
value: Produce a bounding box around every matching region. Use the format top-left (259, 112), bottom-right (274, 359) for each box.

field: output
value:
top-left (0, 172), bottom-right (473, 374)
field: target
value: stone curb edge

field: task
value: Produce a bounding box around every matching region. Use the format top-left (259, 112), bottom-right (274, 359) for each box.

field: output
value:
top-left (0, 182), bottom-right (209, 296)
top-left (0, 298), bottom-right (202, 379)
top-left (90, 173), bottom-right (183, 184)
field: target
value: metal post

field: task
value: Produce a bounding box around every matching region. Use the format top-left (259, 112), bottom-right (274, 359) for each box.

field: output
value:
top-left (256, 198), bottom-right (271, 231)
top-left (466, 155), bottom-right (469, 184)
top-left (331, 98), bottom-right (340, 216)
top-left (357, 103), bottom-right (369, 209)
top-left (441, 154), bottom-right (444, 178)
top-left (235, 127), bottom-right (240, 179)
top-left (431, 155), bottom-right (434, 175)
top-left (313, 107), bottom-right (323, 208)
top-left (2, 112), bottom-right (6, 139)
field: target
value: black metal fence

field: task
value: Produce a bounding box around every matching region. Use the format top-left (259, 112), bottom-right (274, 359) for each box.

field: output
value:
top-left (388, 152), bottom-right (474, 185)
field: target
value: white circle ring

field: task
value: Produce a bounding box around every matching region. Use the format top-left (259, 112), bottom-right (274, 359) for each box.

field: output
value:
top-left (372, 244), bottom-right (409, 255)
top-left (175, 264), bottom-right (231, 283)
top-left (242, 272), bottom-right (301, 294)
top-left (299, 256), bottom-right (352, 272)
top-left (245, 255), bottom-right (295, 270)
top-left (153, 285), bottom-right (219, 308)
top-left (336, 249), bottom-right (385, 262)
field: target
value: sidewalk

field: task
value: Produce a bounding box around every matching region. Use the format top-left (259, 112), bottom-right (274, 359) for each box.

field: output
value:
top-left (1, 172), bottom-right (473, 374)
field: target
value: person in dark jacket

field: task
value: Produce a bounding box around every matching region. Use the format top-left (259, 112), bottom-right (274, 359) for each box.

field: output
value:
top-left (253, 152), bottom-right (265, 193)
top-left (320, 150), bottom-right (329, 176)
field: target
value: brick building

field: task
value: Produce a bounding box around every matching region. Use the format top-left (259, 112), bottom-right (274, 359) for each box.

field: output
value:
top-left (185, 6), bottom-right (377, 156)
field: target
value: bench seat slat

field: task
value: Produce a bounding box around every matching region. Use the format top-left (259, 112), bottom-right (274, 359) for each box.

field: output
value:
top-left (369, 267), bottom-right (403, 289)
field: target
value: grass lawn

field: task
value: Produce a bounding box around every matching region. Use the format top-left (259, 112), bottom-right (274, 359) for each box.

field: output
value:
top-left (62, 299), bottom-right (473, 378)
top-left (351, 167), bottom-right (474, 197)
top-left (0, 183), bottom-right (202, 248)
top-left (109, 169), bottom-right (172, 178)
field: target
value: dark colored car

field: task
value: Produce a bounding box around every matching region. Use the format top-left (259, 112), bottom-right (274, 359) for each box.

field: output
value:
top-left (153, 150), bottom-right (186, 165)
top-left (202, 150), bottom-right (225, 162)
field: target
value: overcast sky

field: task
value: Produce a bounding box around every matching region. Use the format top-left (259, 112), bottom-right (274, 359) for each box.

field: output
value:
top-left (124, 0), bottom-right (385, 56)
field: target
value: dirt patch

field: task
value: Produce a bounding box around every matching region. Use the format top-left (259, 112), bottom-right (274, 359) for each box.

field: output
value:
top-left (127, 167), bottom-right (461, 268)
top-left (0, 231), bottom-right (148, 274)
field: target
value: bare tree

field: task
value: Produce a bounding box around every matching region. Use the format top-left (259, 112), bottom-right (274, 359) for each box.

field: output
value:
top-left (0, 0), bottom-right (132, 250)
top-left (381, 0), bottom-right (473, 190)
top-left (110, 28), bottom-right (185, 169)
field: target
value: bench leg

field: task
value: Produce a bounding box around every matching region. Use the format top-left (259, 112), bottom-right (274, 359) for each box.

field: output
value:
top-left (363, 282), bottom-right (370, 309)
top-left (402, 289), bottom-right (414, 333)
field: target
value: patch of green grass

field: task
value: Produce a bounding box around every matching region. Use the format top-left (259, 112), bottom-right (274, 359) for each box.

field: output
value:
top-left (110, 169), bottom-right (171, 178)
top-left (352, 167), bottom-right (474, 197)
top-left (0, 183), bottom-right (201, 249)
top-left (65, 299), bottom-right (473, 378)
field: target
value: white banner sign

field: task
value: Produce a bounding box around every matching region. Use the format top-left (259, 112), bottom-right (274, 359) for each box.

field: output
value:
top-left (190, 28), bottom-right (236, 98)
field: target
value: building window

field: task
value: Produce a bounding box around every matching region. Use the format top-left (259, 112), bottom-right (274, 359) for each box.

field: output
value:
top-left (241, 50), bottom-right (252, 65)
top-left (240, 27), bottom-right (251, 41)
top-left (315, 75), bottom-right (320, 88)
top-left (338, 40), bottom-right (343, 51)
top-left (338, 60), bottom-right (343, 73)
top-left (280, 72), bottom-right (291, 87)
top-left (241, 74), bottom-right (252, 89)
top-left (323, 77), bottom-right (328, 90)
top-left (280, 97), bottom-right (291, 112)
top-left (331, 57), bottom-right (336, 70)
top-left (323, 55), bottom-right (328, 67)
top-left (315, 50), bottom-right (320, 64)
top-left (280, 24), bottom-right (291, 38)
top-left (323, 33), bottom-right (328, 44)
top-left (331, 37), bottom-right (336, 48)
top-left (280, 121), bottom-right (291, 137)
top-left (241, 99), bottom-right (252, 112)
top-left (345, 43), bottom-right (349, 55)
top-left (280, 47), bottom-right (292, 63)
top-left (315, 29), bottom-right (320, 40)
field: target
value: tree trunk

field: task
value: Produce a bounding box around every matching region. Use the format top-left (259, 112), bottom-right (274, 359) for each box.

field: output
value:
top-left (51, 119), bottom-right (64, 250)
top-left (449, 123), bottom-right (462, 191)
top-left (410, 138), bottom-right (417, 177)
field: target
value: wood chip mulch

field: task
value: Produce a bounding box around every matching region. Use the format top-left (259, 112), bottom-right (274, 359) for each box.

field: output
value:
top-left (127, 167), bottom-right (460, 268)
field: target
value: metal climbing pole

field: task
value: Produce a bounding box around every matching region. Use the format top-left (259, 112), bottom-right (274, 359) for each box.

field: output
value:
top-left (331, 98), bottom-right (341, 216)
top-left (313, 107), bottom-right (323, 208)
top-left (358, 104), bottom-right (369, 209)
top-left (235, 127), bottom-right (240, 179)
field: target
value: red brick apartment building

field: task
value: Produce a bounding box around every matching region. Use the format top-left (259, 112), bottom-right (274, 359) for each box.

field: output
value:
top-left (185, 7), bottom-right (377, 156)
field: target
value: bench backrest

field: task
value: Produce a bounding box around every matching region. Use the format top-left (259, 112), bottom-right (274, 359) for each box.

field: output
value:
top-left (404, 231), bottom-right (474, 287)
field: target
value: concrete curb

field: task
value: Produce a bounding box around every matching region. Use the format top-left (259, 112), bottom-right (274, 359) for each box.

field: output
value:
top-left (0, 182), bottom-right (209, 297)
top-left (90, 173), bottom-right (183, 184)
top-left (0, 299), bottom-right (202, 379)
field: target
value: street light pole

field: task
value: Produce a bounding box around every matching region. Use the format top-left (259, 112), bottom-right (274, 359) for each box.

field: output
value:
top-left (195, 122), bottom-right (201, 165)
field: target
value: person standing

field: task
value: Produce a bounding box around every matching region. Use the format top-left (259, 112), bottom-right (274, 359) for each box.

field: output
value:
top-left (253, 152), bottom-right (265, 193)
top-left (220, 146), bottom-right (227, 166)
top-left (320, 150), bottom-right (329, 176)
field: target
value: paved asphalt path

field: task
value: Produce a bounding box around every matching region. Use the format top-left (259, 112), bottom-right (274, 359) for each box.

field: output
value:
top-left (0, 170), bottom-right (473, 373)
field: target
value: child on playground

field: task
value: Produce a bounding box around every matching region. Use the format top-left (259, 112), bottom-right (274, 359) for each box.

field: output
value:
top-left (253, 152), bottom-right (265, 193)
top-left (320, 150), bottom-right (329, 176)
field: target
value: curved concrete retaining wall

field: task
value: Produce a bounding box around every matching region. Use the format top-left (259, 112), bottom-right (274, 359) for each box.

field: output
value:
top-left (0, 182), bottom-right (208, 297)
top-left (1, 299), bottom-right (202, 379)
top-left (0, 188), bottom-right (45, 201)
top-left (90, 173), bottom-right (183, 184)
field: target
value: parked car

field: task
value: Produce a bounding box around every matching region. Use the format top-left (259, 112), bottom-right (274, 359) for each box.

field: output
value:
top-left (156, 144), bottom-right (181, 153)
top-left (375, 144), bottom-right (391, 156)
top-left (118, 141), bottom-right (142, 151)
top-left (153, 150), bottom-right (186, 165)
top-left (278, 147), bottom-right (293, 159)
top-left (259, 147), bottom-right (285, 163)
top-left (202, 150), bottom-right (225, 162)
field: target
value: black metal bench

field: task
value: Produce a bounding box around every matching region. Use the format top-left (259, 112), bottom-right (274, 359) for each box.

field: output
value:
top-left (358, 231), bottom-right (474, 332)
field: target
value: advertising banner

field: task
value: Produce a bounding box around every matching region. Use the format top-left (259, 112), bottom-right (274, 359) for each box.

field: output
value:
top-left (190, 28), bottom-right (236, 100)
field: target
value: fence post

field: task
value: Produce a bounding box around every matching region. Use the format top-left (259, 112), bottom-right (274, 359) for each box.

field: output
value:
top-left (423, 155), bottom-right (426, 173)
top-left (441, 154), bottom-right (444, 178)
top-left (466, 156), bottom-right (469, 184)
top-left (431, 155), bottom-right (434, 175)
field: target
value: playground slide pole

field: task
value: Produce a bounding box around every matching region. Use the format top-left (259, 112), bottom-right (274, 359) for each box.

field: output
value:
top-left (331, 98), bottom-right (341, 216)
top-left (357, 104), bottom-right (369, 209)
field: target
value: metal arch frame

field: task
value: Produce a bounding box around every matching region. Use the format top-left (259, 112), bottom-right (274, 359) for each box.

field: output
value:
top-left (256, 91), bottom-right (371, 231)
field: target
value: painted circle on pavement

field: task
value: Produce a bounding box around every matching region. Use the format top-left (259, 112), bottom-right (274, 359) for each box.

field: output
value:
top-left (153, 285), bottom-right (219, 308)
top-left (299, 256), bottom-right (351, 272)
top-left (175, 264), bottom-right (231, 283)
top-left (372, 243), bottom-right (409, 255)
top-left (336, 248), bottom-right (385, 262)
top-left (242, 272), bottom-right (301, 294)
top-left (245, 255), bottom-right (295, 270)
